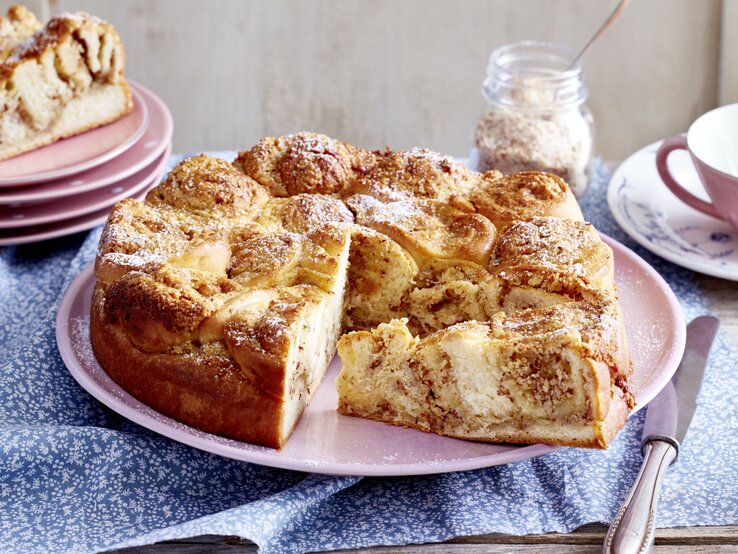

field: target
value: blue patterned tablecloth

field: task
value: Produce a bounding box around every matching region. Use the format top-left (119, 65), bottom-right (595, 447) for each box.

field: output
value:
top-left (1, 158), bottom-right (736, 554)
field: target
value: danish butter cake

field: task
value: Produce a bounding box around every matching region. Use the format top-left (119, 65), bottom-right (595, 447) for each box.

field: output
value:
top-left (91, 132), bottom-right (633, 449)
top-left (0, 5), bottom-right (132, 160)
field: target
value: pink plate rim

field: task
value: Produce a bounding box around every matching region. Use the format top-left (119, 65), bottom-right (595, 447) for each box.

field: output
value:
top-left (0, 83), bottom-right (150, 186)
top-left (0, 187), bottom-right (146, 247)
top-left (55, 234), bottom-right (686, 476)
top-left (611, 234), bottom-right (686, 410)
top-left (0, 143), bottom-right (170, 247)
top-left (0, 83), bottom-right (173, 204)
top-left (0, 144), bottom-right (171, 229)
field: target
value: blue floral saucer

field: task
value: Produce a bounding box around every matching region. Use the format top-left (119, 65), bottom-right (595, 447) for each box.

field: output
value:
top-left (608, 140), bottom-right (738, 281)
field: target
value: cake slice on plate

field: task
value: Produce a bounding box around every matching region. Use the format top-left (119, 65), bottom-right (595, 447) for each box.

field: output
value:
top-left (335, 173), bottom-right (632, 449)
top-left (0, 6), bottom-right (132, 160)
top-left (336, 298), bottom-right (631, 449)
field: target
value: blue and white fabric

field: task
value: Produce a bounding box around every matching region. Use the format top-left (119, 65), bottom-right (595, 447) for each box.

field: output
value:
top-left (1, 158), bottom-right (736, 553)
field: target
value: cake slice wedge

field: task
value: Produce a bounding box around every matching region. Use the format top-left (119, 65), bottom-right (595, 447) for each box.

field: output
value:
top-left (336, 300), bottom-right (633, 449)
top-left (0, 8), bottom-right (132, 160)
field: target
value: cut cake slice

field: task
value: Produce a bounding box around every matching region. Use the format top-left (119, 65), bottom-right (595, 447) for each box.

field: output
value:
top-left (0, 7), bottom-right (132, 160)
top-left (337, 300), bottom-right (632, 448)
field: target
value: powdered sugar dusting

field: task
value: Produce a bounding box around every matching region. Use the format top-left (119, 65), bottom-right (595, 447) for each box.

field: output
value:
top-left (348, 194), bottom-right (423, 225)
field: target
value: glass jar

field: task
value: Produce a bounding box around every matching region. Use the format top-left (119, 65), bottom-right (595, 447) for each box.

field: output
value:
top-left (474, 41), bottom-right (594, 197)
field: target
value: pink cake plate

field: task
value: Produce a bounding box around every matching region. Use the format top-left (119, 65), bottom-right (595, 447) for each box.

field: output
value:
top-left (0, 82), bottom-right (173, 205)
top-left (0, 143), bottom-right (171, 229)
top-left (0, 143), bottom-right (171, 246)
top-left (0, 83), bottom-right (152, 186)
top-left (56, 234), bottom-right (686, 476)
top-left (0, 187), bottom-right (150, 247)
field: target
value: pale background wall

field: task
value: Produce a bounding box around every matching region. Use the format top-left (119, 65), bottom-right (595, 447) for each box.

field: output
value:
top-left (11, 0), bottom-right (735, 160)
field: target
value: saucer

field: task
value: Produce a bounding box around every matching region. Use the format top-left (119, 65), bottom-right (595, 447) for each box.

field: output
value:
top-left (0, 84), bottom-right (150, 186)
top-left (0, 82), bottom-right (173, 205)
top-left (608, 139), bottom-right (738, 281)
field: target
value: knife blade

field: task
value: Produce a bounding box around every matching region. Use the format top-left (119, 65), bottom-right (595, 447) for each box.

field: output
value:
top-left (603, 315), bottom-right (719, 554)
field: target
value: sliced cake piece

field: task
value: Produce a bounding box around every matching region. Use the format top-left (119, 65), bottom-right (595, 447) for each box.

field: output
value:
top-left (0, 9), bottom-right (132, 160)
top-left (336, 301), bottom-right (633, 449)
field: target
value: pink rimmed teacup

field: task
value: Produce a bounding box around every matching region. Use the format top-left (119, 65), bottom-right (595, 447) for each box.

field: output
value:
top-left (656, 103), bottom-right (738, 230)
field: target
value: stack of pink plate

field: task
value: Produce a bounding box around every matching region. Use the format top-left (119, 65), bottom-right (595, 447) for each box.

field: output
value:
top-left (0, 81), bottom-right (173, 246)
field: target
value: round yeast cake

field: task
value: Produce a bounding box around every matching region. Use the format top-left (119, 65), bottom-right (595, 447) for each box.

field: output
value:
top-left (91, 133), bottom-right (632, 450)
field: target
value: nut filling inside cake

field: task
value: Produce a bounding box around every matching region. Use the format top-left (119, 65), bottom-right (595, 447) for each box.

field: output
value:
top-left (91, 132), bottom-right (633, 449)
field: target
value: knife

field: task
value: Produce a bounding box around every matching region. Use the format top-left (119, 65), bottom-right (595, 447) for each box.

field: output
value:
top-left (603, 315), bottom-right (720, 554)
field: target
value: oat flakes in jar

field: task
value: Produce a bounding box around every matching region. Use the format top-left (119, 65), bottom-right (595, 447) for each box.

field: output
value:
top-left (474, 41), bottom-right (594, 197)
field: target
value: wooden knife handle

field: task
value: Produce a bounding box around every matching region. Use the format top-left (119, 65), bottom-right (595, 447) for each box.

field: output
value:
top-left (603, 440), bottom-right (678, 553)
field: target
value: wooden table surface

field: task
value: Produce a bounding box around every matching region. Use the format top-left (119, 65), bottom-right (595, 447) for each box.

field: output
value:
top-left (112, 274), bottom-right (738, 554)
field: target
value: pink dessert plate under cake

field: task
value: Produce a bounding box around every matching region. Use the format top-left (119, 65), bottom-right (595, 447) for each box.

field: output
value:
top-left (0, 144), bottom-right (171, 229)
top-left (56, 234), bottom-right (686, 476)
top-left (0, 141), bottom-right (171, 246)
top-left (0, 82), bottom-right (152, 187)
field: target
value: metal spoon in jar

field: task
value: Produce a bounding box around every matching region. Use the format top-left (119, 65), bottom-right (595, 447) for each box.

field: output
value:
top-left (568, 0), bottom-right (630, 69)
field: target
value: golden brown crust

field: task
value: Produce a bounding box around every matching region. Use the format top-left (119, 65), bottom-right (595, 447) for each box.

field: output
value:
top-left (95, 200), bottom-right (189, 285)
top-left (256, 193), bottom-right (354, 253)
top-left (492, 217), bottom-right (614, 288)
top-left (234, 132), bottom-right (375, 197)
top-left (347, 194), bottom-right (497, 266)
top-left (228, 226), bottom-right (304, 285)
top-left (146, 154), bottom-right (270, 219)
top-left (102, 266), bottom-right (237, 352)
top-left (0, 5), bottom-right (42, 62)
top-left (347, 147), bottom-right (494, 202)
top-left (469, 171), bottom-right (583, 231)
